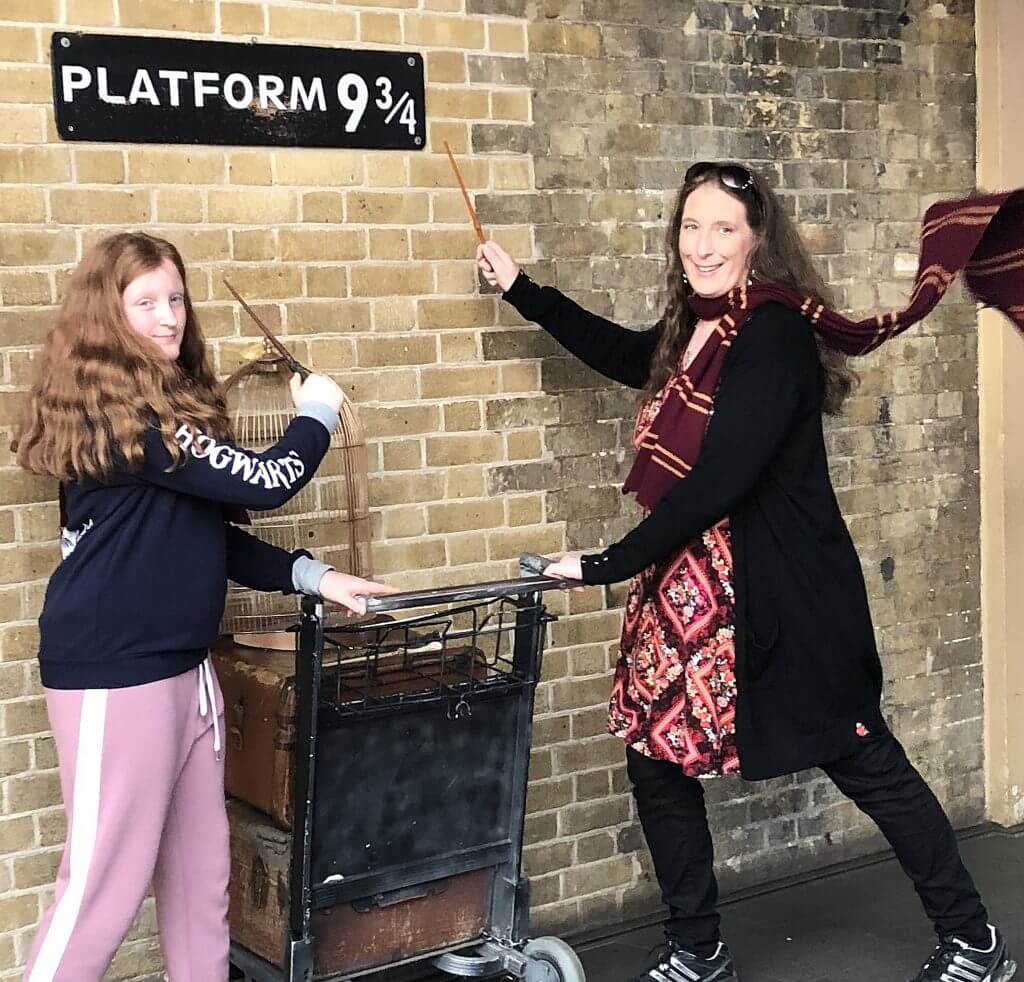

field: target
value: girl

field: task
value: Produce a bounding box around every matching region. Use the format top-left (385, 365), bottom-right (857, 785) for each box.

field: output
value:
top-left (478, 165), bottom-right (1020, 982)
top-left (14, 232), bottom-right (396, 981)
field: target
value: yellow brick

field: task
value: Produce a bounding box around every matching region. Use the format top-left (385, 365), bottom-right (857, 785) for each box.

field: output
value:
top-left (302, 191), bottom-right (344, 223)
top-left (506, 430), bottom-right (543, 460)
top-left (418, 297), bottom-right (496, 329)
top-left (440, 332), bottom-right (479, 361)
top-left (528, 22), bottom-right (601, 57)
top-left (0, 229), bottom-right (76, 266)
top-left (0, 817), bottom-right (34, 854)
top-left (279, 228), bottom-right (364, 262)
top-left (411, 228), bottom-right (479, 261)
top-left (446, 464), bottom-right (485, 498)
top-left (154, 227), bottom-right (229, 261)
top-left (7, 770), bottom-right (62, 813)
top-left (426, 433), bottom-right (500, 467)
top-left (2, 0), bottom-right (58, 19)
top-left (286, 300), bottom-right (369, 334)
top-left (0, 272), bottom-right (51, 306)
top-left (0, 589), bottom-right (21, 624)
top-left (268, 7), bottom-right (356, 41)
top-left (488, 525), bottom-right (563, 561)
top-left (120, 0), bottom-right (214, 30)
top-left (493, 159), bottom-right (532, 190)
top-left (382, 439), bottom-right (423, 471)
top-left (0, 623), bottom-right (40, 662)
top-left (431, 190), bottom-right (475, 224)
top-left (211, 264), bottom-right (302, 301)
top-left (501, 362), bottom-right (540, 392)
top-left (425, 51), bottom-right (466, 84)
top-left (18, 503), bottom-right (60, 544)
top-left (372, 537), bottom-right (446, 575)
top-left (128, 148), bottom-right (225, 185)
top-left (208, 189), bottom-right (297, 223)
top-left (0, 26), bottom-right (39, 62)
top-left (306, 337), bottom-right (356, 370)
top-left (428, 121), bottom-right (469, 154)
top-left (360, 11), bottom-right (402, 44)
top-left (154, 189), bottom-right (204, 223)
top-left (421, 365), bottom-right (499, 397)
top-left (369, 228), bottom-right (409, 260)
top-left (351, 264), bottom-right (433, 297)
top-left (364, 153), bottom-right (408, 188)
top-left (228, 152), bottom-right (272, 185)
top-left (335, 0), bottom-right (416, 7)
top-left (50, 188), bottom-right (150, 224)
top-left (0, 106), bottom-right (43, 143)
top-left (377, 368), bottom-right (421, 401)
top-left (362, 406), bottom-right (441, 442)
top-left (427, 87), bottom-right (490, 120)
top-left (435, 263), bottom-right (476, 294)
top-left (74, 149), bottom-right (125, 184)
top-left (356, 335), bottom-right (436, 367)
top-left (427, 499), bottom-right (503, 533)
top-left (382, 506), bottom-right (427, 539)
top-left (488, 21), bottom-right (527, 54)
top-left (231, 228), bottom-right (276, 261)
top-left (13, 849), bottom-right (60, 890)
top-left (509, 494), bottom-right (544, 526)
top-left (443, 400), bottom-right (482, 431)
top-left (305, 266), bottom-right (348, 297)
top-left (424, 0), bottom-right (462, 9)
top-left (0, 894), bottom-right (39, 932)
top-left (406, 13), bottom-right (485, 49)
top-left (4, 698), bottom-right (48, 737)
top-left (276, 150), bottom-right (362, 187)
top-left (372, 297), bottom-right (416, 331)
top-left (221, 1), bottom-right (264, 34)
top-left (65, 0), bottom-right (115, 23)
top-left (492, 90), bottom-right (531, 121)
top-left (2, 67), bottom-right (50, 103)
top-left (0, 188), bottom-right (45, 223)
top-left (346, 191), bottom-right (429, 225)
top-left (0, 512), bottom-right (14, 545)
top-left (37, 808), bottom-right (66, 848)
top-left (193, 302), bottom-right (235, 338)
top-left (409, 155), bottom-right (488, 189)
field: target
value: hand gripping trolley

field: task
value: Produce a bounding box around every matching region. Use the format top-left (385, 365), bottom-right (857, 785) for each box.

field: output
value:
top-left (227, 569), bottom-right (586, 982)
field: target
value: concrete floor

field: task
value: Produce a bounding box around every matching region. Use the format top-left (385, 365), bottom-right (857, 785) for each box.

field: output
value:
top-left (578, 829), bottom-right (1023, 982)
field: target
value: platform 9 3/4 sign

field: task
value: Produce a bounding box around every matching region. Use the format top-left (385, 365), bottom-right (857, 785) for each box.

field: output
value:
top-left (51, 32), bottom-right (426, 150)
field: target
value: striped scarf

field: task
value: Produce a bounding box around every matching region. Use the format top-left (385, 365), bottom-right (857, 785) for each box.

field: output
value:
top-left (623, 189), bottom-right (1024, 510)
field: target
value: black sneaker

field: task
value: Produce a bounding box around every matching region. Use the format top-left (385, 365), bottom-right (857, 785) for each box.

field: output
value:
top-left (909, 925), bottom-right (1017, 982)
top-left (629, 941), bottom-right (739, 982)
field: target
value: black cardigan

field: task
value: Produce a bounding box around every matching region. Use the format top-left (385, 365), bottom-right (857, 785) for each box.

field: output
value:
top-left (503, 272), bottom-right (886, 780)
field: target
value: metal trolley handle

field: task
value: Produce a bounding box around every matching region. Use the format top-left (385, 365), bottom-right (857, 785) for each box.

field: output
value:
top-left (359, 572), bottom-right (573, 615)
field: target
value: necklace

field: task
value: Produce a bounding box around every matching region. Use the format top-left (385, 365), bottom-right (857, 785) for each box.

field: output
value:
top-left (683, 320), bottom-right (715, 371)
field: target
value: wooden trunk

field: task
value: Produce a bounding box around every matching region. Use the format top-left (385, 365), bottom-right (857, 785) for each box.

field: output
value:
top-left (227, 798), bottom-right (495, 977)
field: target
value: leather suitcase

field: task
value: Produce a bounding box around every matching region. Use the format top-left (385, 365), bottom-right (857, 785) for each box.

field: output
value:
top-left (211, 631), bottom-right (488, 830)
top-left (227, 797), bottom-right (494, 977)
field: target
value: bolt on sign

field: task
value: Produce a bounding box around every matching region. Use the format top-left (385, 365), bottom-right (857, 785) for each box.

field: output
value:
top-left (51, 32), bottom-right (426, 150)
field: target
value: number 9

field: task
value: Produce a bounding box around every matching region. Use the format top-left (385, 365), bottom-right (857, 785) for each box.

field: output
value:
top-left (337, 73), bottom-right (369, 132)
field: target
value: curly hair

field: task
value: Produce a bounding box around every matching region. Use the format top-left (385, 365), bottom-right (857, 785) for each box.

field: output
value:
top-left (646, 163), bottom-right (857, 415)
top-left (14, 232), bottom-right (231, 482)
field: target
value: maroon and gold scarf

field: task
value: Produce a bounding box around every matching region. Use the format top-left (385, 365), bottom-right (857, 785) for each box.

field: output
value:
top-left (623, 189), bottom-right (1024, 510)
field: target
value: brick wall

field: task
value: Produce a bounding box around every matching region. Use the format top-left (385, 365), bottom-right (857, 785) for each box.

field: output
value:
top-left (0, 0), bottom-right (981, 976)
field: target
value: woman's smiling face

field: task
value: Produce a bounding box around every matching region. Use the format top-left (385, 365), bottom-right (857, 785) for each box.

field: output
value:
top-left (678, 182), bottom-right (758, 298)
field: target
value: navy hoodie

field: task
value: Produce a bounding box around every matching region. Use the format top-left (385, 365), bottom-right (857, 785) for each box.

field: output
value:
top-left (38, 404), bottom-right (335, 689)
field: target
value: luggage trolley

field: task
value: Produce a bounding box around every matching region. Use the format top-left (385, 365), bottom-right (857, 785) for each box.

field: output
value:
top-left (228, 567), bottom-right (585, 982)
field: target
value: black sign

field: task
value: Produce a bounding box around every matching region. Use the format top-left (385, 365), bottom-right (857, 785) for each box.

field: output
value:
top-left (51, 32), bottom-right (426, 150)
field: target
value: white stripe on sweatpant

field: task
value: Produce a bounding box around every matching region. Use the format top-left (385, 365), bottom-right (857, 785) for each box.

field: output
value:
top-left (28, 689), bottom-right (108, 982)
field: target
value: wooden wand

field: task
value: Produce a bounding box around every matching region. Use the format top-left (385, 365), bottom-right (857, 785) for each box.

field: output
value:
top-left (223, 278), bottom-right (311, 381)
top-left (444, 141), bottom-right (486, 245)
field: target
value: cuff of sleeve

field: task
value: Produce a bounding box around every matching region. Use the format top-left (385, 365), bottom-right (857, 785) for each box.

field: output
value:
top-left (297, 401), bottom-right (339, 434)
top-left (292, 555), bottom-right (335, 595)
top-left (501, 269), bottom-right (534, 309)
top-left (580, 551), bottom-right (616, 585)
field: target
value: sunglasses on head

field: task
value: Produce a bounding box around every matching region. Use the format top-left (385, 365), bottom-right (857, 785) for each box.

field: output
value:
top-left (684, 161), bottom-right (756, 193)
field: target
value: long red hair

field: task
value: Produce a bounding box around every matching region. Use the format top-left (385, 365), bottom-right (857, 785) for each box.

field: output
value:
top-left (14, 232), bottom-right (231, 482)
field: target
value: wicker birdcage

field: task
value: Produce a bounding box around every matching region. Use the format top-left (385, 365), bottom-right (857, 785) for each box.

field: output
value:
top-left (220, 348), bottom-right (372, 640)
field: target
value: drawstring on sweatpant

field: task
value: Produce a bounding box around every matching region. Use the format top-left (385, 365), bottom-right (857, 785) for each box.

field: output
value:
top-left (197, 657), bottom-right (222, 759)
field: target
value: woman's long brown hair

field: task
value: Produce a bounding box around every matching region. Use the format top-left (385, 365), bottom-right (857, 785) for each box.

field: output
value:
top-left (14, 232), bottom-right (231, 482)
top-left (647, 164), bottom-right (857, 414)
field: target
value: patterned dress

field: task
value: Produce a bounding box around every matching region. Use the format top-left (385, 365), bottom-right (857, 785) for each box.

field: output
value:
top-left (607, 361), bottom-right (740, 778)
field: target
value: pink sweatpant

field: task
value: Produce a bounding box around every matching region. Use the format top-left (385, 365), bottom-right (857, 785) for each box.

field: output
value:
top-left (23, 660), bottom-right (229, 982)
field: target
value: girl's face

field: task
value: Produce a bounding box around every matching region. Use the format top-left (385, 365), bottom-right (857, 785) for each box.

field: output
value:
top-left (678, 182), bottom-right (757, 299)
top-left (121, 259), bottom-right (187, 361)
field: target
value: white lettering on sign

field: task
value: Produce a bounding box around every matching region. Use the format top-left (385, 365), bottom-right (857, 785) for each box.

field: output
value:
top-left (61, 65), bottom-right (92, 102)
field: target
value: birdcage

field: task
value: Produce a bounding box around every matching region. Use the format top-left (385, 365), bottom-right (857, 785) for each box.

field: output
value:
top-left (220, 348), bottom-right (372, 641)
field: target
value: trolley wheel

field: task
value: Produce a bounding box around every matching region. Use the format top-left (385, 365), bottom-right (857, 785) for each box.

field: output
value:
top-left (522, 937), bottom-right (585, 982)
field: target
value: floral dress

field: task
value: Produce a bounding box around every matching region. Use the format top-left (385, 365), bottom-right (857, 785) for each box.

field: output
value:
top-left (607, 363), bottom-right (740, 778)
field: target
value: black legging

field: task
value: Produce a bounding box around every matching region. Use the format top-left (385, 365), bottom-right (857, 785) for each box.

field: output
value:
top-left (626, 727), bottom-right (989, 954)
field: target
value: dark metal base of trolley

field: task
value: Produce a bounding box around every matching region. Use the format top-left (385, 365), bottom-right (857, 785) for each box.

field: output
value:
top-left (228, 573), bottom-right (585, 982)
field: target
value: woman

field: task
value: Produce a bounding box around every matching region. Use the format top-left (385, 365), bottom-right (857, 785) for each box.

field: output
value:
top-left (477, 163), bottom-right (1017, 982)
top-left (14, 232), bottom-right (396, 981)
